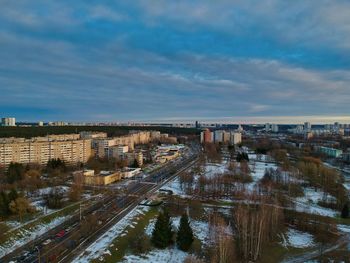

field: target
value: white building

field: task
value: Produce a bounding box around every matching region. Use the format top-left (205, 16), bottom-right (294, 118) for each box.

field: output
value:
top-left (304, 122), bottom-right (311, 131)
top-left (1, 117), bottom-right (16, 127)
top-left (214, 130), bottom-right (224, 143)
top-left (121, 168), bottom-right (142, 178)
top-left (271, 124), bottom-right (279, 133)
top-left (265, 123), bottom-right (270, 132)
top-left (38, 121), bottom-right (44, 127)
top-left (230, 132), bottom-right (242, 145)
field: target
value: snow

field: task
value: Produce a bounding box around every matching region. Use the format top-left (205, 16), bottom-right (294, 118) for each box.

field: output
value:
top-left (338, 224), bottom-right (350, 233)
top-left (249, 160), bottom-right (277, 182)
top-left (0, 216), bottom-right (70, 258)
top-left (145, 216), bottom-right (210, 245)
top-left (160, 177), bottom-right (187, 197)
top-left (293, 188), bottom-right (338, 217)
top-left (37, 186), bottom-right (69, 195)
top-left (296, 187), bottom-right (336, 204)
top-left (281, 228), bottom-right (315, 248)
top-left (122, 248), bottom-right (189, 263)
top-left (204, 162), bottom-right (228, 178)
top-left (74, 206), bottom-right (149, 263)
top-left (293, 199), bottom-right (338, 217)
top-left (145, 216), bottom-right (232, 245)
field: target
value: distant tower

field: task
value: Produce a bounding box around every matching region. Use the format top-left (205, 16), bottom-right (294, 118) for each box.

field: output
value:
top-left (195, 121), bottom-right (200, 129)
top-left (304, 122), bottom-right (311, 131)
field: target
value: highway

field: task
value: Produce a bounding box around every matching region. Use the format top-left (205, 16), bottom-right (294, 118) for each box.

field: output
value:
top-left (3, 148), bottom-right (198, 263)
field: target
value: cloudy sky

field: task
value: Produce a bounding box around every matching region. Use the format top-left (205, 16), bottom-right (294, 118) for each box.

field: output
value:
top-left (1, 1), bottom-right (350, 123)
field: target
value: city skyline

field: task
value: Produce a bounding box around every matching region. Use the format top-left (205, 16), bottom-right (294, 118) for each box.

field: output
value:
top-left (1, 1), bottom-right (350, 122)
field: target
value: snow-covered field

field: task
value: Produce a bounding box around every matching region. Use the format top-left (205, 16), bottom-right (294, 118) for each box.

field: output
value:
top-left (294, 188), bottom-right (338, 217)
top-left (0, 216), bottom-right (70, 258)
top-left (145, 216), bottom-right (209, 244)
top-left (124, 214), bottom-right (230, 262)
top-left (204, 162), bottom-right (228, 178)
top-left (293, 199), bottom-right (338, 217)
top-left (74, 206), bottom-right (150, 263)
top-left (296, 187), bottom-right (336, 204)
top-left (281, 228), bottom-right (315, 248)
top-left (160, 177), bottom-right (187, 197)
top-left (122, 248), bottom-right (189, 263)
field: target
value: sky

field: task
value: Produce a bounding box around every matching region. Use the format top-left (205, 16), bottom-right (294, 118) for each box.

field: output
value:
top-left (0, 1), bottom-right (350, 124)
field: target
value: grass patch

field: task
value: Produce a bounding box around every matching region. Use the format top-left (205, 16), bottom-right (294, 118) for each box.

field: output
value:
top-left (259, 241), bottom-right (313, 263)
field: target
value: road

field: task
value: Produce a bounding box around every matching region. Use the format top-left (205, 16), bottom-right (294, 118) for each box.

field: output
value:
top-left (3, 149), bottom-right (199, 263)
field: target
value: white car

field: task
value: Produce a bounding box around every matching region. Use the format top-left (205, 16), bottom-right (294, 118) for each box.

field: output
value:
top-left (43, 239), bottom-right (52, 246)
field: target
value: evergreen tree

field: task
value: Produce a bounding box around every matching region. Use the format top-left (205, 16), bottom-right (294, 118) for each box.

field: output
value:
top-left (151, 209), bottom-right (173, 248)
top-left (0, 191), bottom-right (10, 216)
top-left (6, 163), bottom-right (24, 184)
top-left (341, 203), bottom-right (349, 218)
top-left (176, 213), bottom-right (194, 251)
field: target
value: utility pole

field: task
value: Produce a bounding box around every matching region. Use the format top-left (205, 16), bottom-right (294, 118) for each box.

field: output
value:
top-left (79, 203), bottom-right (82, 221)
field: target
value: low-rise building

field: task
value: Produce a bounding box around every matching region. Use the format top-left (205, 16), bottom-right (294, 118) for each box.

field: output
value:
top-left (74, 170), bottom-right (122, 185)
top-left (121, 167), bottom-right (141, 178)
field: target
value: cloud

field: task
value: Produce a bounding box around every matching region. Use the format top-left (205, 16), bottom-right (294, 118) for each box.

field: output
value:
top-left (0, 1), bottom-right (349, 122)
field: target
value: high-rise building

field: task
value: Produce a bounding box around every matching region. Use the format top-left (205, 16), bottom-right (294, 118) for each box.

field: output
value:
top-left (304, 122), bottom-right (311, 131)
top-left (1, 117), bottom-right (16, 127)
top-left (230, 132), bottom-right (242, 145)
top-left (265, 123), bottom-right (270, 132)
top-left (271, 124), bottom-right (279, 133)
top-left (200, 129), bottom-right (213, 143)
top-left (214, 130), bottom-right (224, 143)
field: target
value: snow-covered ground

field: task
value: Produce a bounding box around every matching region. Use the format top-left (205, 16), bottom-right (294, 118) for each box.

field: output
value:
top-left (296, 187), bottom-right (336, 204)
top-left (294, 187), bottom-right (338, 217)
top-left (160, 178), bottom-right (187, 197)
top-left (145, 216), bottom-right (209, 244)
top-left (205, 162), bottom-right (228, 178)
top-left (125, 214), bottom-right (231, 263)
top-left (281, 228), bottom-right (315, 248)
top-left (122, 248), bottom-right (189, 263)
top-left (337, 224), bottom-right (350, 233)
top-left (0, 216), bottom-right (70, 258)
top-left (37, 186), bottom-right (69, 196)
top-left (74, 206), bottom-right (149, 263)
top-left (293, 199), bottom-right (338, 217)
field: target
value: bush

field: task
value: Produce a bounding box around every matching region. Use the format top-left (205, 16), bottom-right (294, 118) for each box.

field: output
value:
top-left (131, 232), bottom-right (151, 254)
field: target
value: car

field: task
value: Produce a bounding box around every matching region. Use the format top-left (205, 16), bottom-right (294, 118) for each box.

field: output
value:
top-left (55, 230), bottom-right (65, 238)
top-left (43, 239), bottom-right (52, 246)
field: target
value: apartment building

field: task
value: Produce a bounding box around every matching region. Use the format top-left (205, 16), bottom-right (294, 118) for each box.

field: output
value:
top-left (92, 131), bottom-right (165, 158)
top-left (0, 135), bottom-right (91, 167)
top-left (1, 117), bottom-right (16, 127)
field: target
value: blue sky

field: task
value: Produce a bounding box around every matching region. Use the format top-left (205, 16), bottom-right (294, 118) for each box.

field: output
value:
top-left (1, 1), bottom-right (350, 123)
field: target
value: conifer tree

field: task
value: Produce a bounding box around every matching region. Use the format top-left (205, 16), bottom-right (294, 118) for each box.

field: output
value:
top-left (151, 209), bottom-right (173, 248)
top-left (177, 213), bottom-right (194, 251)
top-left (341, 203), bottom-right (349, 218)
